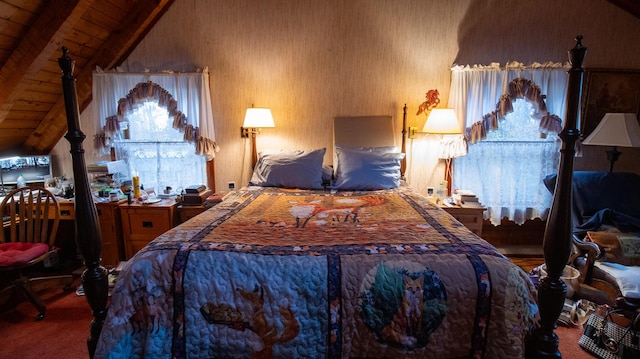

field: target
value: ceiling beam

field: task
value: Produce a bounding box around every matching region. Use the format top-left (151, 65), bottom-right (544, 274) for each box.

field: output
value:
top-left (608, 0), bottom-right (640, 19)
top-left (23, 0), bottom-right (176, 154)
top-left (0, 0), bottom-right (93, 123)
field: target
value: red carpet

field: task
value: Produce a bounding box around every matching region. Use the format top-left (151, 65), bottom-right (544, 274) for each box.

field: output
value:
top-left (0, 279), bottom-right (91, 359)
top-left (0, 280), bottom-right (596, 358)
top-left (557, 324), bottom-right (597, 358)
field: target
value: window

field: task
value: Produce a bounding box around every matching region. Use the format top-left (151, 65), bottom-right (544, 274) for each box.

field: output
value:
top-left (113, 101), bottom-right (206, 193)
top-left (448, 63), bottom-right (568, 226)
top-left (453, 99), bottom-right (559, 225)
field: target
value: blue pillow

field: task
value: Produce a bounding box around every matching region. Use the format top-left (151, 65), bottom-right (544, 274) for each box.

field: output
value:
top-left (333, 145), bottom-right (398, 179)
top-left (333, 146), bottom-right (405, 190)
top-left (249, 148), bottom-right (326, 189)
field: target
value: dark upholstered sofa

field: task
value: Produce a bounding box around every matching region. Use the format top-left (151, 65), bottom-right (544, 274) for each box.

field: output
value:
top-left (544, 171), bottom-right (640, 309)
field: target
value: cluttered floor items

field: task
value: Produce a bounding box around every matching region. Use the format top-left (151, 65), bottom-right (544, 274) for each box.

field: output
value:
top-left (530, 263), bottom-right (640, 358)
top-left (578, 308), bottom-right (640, 359)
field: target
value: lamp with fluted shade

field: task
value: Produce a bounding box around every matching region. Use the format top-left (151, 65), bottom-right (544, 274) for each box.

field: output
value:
top-left (422, 108), bottom-right (466, 197)
top-left (242, 107), bottom-right (275, 169)
top-left (582, 113), bottom-right (640, 172)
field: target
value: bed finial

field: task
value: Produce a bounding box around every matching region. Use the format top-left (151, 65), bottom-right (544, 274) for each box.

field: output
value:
top-left (569, 35), bottom-right (587, 68)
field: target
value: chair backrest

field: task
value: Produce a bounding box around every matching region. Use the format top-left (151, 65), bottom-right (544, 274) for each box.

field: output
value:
top-left (1, 186), bottom-right (60, 247)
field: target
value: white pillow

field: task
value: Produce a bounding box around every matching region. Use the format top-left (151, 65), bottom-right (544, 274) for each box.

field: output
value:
top-left (249, 148), bottom-right (326, 189)
top-left (333, 146), bottom-right (404, 190)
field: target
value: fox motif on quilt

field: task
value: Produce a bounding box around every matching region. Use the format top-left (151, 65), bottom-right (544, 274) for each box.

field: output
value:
top-left (381, 274), bottom-right (424, 346)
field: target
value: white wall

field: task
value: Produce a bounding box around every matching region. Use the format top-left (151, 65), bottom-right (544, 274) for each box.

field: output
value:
top-left (51, 0), bottom-right (640, 194)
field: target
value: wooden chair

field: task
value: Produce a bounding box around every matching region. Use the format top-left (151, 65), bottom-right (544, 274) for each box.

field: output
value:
top-left (0, 186), bottom-right (73, 320)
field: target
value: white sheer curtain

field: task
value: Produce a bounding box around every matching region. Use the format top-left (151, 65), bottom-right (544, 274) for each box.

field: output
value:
top-left (448, 62), bottom-right (569, 225)
top-left (92, 68), bottom-right (218, 159)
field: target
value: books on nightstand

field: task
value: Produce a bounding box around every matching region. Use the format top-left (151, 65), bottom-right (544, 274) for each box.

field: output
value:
top-left (452, 190), bottom-right (484, 208)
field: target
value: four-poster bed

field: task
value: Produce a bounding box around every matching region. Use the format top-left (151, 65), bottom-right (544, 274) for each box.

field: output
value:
top-left (58, 35), bottom-right (586, 358)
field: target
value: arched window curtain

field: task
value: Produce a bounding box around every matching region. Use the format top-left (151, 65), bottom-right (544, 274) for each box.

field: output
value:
top-left (448, 62), bottom-right (570, 225)
top-left (92, 68), bottom-right (219, 160)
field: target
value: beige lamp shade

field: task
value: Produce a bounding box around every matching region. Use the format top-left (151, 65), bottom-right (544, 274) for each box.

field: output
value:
top-left (582, 113), bottom-right (640, 147)
top-left (422, 108), bottom-right (461, 134)
top-left (243, 108), bottom-right (275, 128)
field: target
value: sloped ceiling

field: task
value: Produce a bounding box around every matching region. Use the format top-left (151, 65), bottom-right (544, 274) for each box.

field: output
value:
top-left (608, 0), bottom-right (640, 18)
top-left (0, 0), bottom-right (175, 158)
top-left (0, 0), bottom-right (638, 159)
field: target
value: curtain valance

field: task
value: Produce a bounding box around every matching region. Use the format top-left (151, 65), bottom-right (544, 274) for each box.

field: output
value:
top-left (449, 61), bottom-right (569, 144)
top-left (92, 68), bottom-right (219, 160)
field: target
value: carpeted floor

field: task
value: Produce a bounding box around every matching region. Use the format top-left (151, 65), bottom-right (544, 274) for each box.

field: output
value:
top-left (0, 278), bottom-right (91, 359)
top-left (0, 277), bottom-right (597, 358)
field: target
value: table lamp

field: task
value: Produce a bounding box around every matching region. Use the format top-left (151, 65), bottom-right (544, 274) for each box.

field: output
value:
top-left (582, 113), bottom-right (640, 172)
top-left (422, 108), bottom-right (466, 196)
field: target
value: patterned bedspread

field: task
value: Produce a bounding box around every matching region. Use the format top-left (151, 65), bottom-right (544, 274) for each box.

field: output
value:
top-left (95, 184), bottom-right (538, 359)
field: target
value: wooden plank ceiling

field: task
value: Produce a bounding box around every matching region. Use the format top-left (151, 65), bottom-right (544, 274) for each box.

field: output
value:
top-left (0, 0), bottom-right (175, 157)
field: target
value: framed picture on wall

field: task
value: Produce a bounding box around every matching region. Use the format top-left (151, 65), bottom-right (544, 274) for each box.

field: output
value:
top-left (581, 68), bottom-right (640, 138)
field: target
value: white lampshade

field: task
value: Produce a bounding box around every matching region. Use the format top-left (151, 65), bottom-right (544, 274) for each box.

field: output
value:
top-left (582, 113), bottom-right (640, 147)
top-left (243, 108), bottom-right (275, 128)
top-left (422, 108), bottom-right (461, 134)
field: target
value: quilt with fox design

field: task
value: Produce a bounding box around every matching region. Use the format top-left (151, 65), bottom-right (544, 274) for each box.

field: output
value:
top-left (95, 184), bottom-right (538, 359)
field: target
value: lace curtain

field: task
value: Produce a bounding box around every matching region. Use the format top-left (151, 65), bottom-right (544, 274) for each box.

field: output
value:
top-left (92, 68), bottom-right (219, 160)
top-left (448, 62), bottom-right (569, 225)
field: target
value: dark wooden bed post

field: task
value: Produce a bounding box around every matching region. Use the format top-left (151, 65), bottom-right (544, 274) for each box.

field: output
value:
top-left (400, 104), bottom-right (407, 180)
top-left (59, 47), bottom-right (108, 359)
top-left (528, 36), bottom-right (586, 358)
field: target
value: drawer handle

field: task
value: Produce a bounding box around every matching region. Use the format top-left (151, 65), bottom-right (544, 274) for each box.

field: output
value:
top-left (61, 210), bottom-right (71, 216)
top-left (142, 221), bottom-right (154, 228)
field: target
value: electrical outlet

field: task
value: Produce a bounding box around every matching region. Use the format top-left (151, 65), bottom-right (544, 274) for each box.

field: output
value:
top-left (227, 181), bottom-right (236, 191)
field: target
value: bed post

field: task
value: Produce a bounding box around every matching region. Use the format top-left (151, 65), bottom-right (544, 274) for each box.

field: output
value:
top-left (400, 104), bottom-right (407, 180)
top-left (58, 47), bottom-right (108, 359)
top-left (528, 36), bottom-right (586, 358)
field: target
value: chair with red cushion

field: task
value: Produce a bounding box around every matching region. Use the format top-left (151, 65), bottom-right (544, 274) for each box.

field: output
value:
top-left (0, 186), bottom-right (72, 320)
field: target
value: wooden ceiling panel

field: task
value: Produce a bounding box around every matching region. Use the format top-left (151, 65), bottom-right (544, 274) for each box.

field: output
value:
top-left (0, 0), bottom-right (176, 157)
top-left (22, 78), bottom-right (66, 94)
top-left (0, 18), bottom-right (28, 44)
top-left (19, 90), bottom-right (59, 103)
top-left (22, 0), bottom-right (177, 155)
top-left (0, 119), bottom-right (40, 128)
top-left (11, 99), bottom-right (53, 112)
top-left (4, 109), bottom-right (47, 121)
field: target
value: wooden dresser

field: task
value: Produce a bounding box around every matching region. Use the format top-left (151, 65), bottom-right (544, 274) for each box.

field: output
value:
top-left (120, 199), bottom-right (178, 259)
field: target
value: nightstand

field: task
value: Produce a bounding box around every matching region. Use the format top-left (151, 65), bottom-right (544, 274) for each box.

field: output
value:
top-left (439, 204), bottom-right (486, 237)
top-left (120, 199), bottom-right (178, 259)
top-left (178, 204), bottom-right (208, 223)
top-left (95, 200), bottom-right (125, 266)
